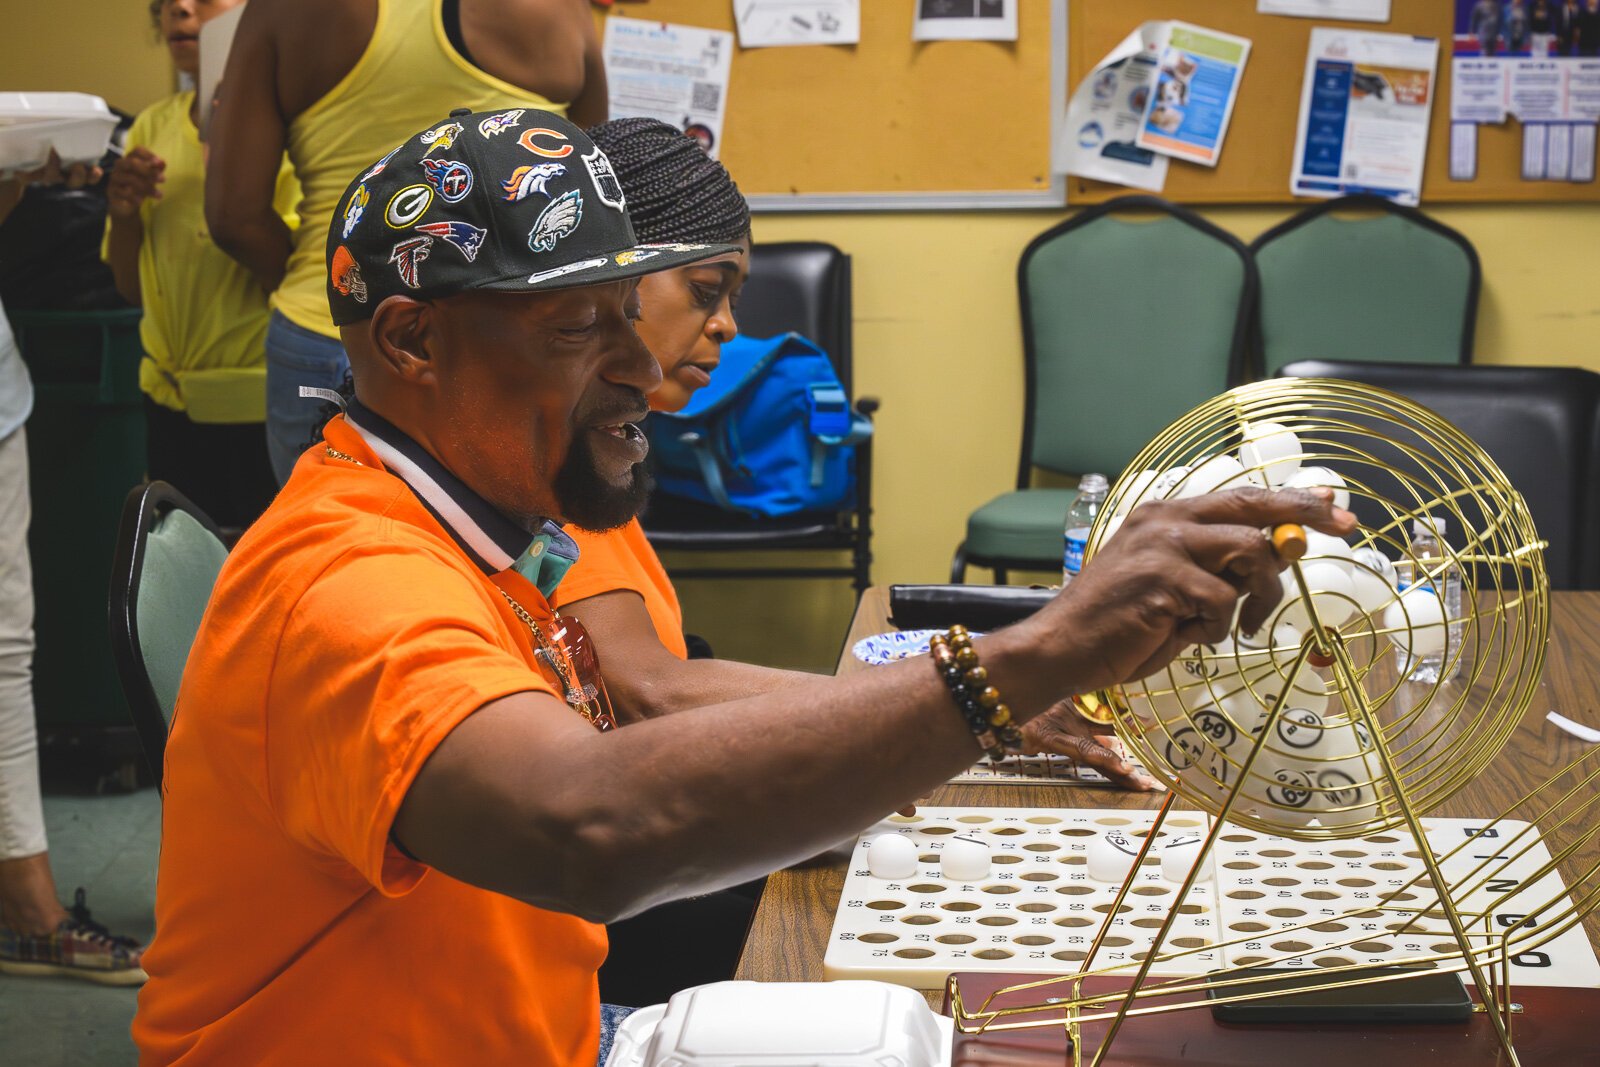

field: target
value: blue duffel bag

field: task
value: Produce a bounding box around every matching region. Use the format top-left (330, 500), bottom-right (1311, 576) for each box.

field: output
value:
top-left (645, 332), bottom-right (873, 518)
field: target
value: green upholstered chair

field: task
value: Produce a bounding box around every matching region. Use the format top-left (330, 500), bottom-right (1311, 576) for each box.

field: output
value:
top-left (108, 481), bottom-right (229, 789)
top-left (1251, 195), bottom-right (1479, 379)
top-left (951, 196), bottom-right (1255, 583)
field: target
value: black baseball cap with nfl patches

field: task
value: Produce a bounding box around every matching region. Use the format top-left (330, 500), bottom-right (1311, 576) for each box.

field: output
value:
top-left (326, 107), bottom-right (739, 324)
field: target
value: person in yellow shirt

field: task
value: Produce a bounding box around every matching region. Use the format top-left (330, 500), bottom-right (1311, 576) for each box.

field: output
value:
top-left (103, 0), bottom-right (299, 528)
top-left (202, 0), bottom-right (607, 483)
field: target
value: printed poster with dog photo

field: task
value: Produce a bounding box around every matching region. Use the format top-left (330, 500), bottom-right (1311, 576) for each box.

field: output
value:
top-left (1134, 22), bottom-right (1253, 167)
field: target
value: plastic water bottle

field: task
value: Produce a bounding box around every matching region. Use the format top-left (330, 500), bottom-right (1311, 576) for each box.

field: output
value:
top-left (1394, 517), bottom-right (1463, 683)
top-left (1063, 474), bottom-right (1109, 587)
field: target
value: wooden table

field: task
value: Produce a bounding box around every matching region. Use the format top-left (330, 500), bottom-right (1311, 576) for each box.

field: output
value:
top-left (734, 588), bottom-right (1600, 1005)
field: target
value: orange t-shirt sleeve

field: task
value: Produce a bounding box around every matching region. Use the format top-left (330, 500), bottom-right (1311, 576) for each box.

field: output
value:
top-left (555, 520), bottom-right (688, 658)
top-left (267, 543), bottom-right (556, 896)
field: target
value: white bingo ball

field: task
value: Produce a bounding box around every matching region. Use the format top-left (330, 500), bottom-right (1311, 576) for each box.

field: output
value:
top-left (1160, 834), bottom-right (1205, 884)
top-left (1382, 587), bottom-right (1447, 660)
top-left (865, 833), bottom-right (919, 881)
top-left (1150, 466), bottom-right (1192, 501)
top-left (1099, 513), bottom-right (1125, 546)
top-left (1173, 453), bottom-right (1248, 499)
top-left (1276, 563), bottom-right (1356, 632)
top-left (1086, 829), bottom-right (1144, 884)
top-left (1350, 546), bottom-right (1399, 616)
top-left (1238, 422), bottom-right (1304, 487)
top-left (1221, 661), bottom-right (1329, 731)
top-left (940, 835), bottom-right (991, 883)
top-left (1260, 714), bottom-right (1381, 830)
top-left (1303, 530), bottom-right (1356, 576)
top-left (1284, 466), bottom-right (1350, 512)
top-left (1115, 470), bottom-right (1161, 516)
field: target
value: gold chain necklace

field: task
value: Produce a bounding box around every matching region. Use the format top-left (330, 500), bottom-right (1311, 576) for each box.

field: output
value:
top-left (496, 588), bottom-right (614, 731)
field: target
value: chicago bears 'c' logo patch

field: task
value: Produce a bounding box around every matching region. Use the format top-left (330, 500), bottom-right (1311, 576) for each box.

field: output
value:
top-left (414, 221), bottom-right (486, 263)
top-left (420, 121), bottom-right (463, 156)
top-left (528, 190), bottom-right (583, 253)
top-left (518, 127), bottom-right (573, 158)
top-left (330, 246), bottom-right (367, 303)
top-left (418, 158), bottom-right (473, 203)
top-left (385, 185), bottom-right (434, 228)
top-left (389, 236), bottom-right (433, 289)
top-left (341, 185), bottom-right (369, 239)
top-left (582, 149), bottom-right (626, 211)
top-left (478, 109), bottom-right (525, 138)
top-left (501, 163), bottom-right (566, 203)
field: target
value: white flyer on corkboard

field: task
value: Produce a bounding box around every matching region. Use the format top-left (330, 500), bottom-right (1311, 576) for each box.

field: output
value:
top-left (602, 17), bottom-right (733, 158)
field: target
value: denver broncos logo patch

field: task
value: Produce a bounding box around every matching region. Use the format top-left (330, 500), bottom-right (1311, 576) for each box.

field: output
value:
top-left (501, 163), bottom-right (566, 203)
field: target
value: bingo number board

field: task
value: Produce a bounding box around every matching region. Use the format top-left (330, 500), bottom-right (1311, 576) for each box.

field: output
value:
top-left (823, 807), bottom-right (1600, 991)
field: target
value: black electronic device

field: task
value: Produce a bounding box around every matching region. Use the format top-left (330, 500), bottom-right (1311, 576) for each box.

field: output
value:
top-left (1206, 966), bottom-right (1473, 1024)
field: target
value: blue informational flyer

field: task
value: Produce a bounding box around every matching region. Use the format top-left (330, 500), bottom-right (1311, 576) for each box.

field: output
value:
top-left (1291, 29), bottom-right (1440, 204)
top-left (1134, 22), bottom-right (1253, 168)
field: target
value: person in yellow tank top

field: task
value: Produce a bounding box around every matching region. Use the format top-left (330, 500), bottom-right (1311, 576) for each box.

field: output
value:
top-left (202, 0), bottom-right (607, 482)
top-left (103, 0), bottom-right (299, 529)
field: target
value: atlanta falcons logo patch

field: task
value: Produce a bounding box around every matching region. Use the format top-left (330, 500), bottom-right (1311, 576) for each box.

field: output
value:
top-left (389, 235), bottom-right (433, 289)
top-left (528, 190), bottom-right (583, 253)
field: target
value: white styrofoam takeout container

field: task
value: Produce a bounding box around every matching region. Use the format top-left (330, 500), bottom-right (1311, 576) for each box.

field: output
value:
top-left (0, 93), bottom-right (117, 175)
top-left (605, 980), bottom-right (953, 1067)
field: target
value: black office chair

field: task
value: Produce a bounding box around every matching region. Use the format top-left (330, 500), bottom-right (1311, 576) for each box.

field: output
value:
top-left (642, 241), bottom-right (878, 596)
top-left (108, 481), bottom-right (230, 788)
top-left (1278, 361), bottom-right (1600, 591)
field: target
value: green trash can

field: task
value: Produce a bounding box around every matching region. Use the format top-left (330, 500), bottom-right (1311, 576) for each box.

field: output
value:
top-left (11, 308), bottom-right (147, 778)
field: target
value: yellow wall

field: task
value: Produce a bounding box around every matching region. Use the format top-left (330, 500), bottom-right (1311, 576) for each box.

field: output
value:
top-left (674, 203), bottom-right (1600, 671)
top-left (2, 4), bottom-right (172, 115)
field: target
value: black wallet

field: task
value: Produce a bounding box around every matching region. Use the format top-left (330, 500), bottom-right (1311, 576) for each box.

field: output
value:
top-left (887, 584), bottom-right (1055, 632)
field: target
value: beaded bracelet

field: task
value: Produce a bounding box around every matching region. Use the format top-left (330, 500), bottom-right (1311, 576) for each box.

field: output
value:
top-left (928, 625), bottom-right (1023, 761)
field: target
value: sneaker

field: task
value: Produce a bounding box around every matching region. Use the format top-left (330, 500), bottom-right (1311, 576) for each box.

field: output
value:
top-left (0, 888), bottom-right (147, 986)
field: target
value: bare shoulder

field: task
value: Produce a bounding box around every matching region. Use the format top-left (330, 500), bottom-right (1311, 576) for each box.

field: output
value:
top-left (256, 0), bottom-right (380, 119)
top-left (459, 0), bottom-right (594, 105)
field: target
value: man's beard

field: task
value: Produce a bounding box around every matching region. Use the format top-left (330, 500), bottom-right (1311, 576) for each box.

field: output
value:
top-left (553, 428), bottom-right (653, 532)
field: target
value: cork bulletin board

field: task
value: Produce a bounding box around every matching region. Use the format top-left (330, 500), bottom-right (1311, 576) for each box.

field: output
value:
top-left (604, 0), bottom-right (1069, 210)
top-left (1067, 0), bottom-right (1595, 204)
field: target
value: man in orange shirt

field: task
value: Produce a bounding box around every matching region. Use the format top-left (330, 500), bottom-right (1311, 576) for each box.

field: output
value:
top-left (135, 109), bottom-right (1354, 1065)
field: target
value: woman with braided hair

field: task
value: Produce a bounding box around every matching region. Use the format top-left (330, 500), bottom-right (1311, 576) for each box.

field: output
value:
top-left (553, 118), bottom-right (807, 719)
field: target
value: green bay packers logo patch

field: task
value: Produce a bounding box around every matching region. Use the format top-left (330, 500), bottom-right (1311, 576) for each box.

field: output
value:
top-left (385, 185), bottom-right (434, 229)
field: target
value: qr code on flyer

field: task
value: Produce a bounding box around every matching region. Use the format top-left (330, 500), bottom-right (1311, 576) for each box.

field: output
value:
top-left (690, 81), bottom-right (722, 113)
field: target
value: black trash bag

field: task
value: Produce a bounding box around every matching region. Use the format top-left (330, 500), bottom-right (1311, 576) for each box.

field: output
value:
top-left (0, 109), bottom-right (135, 313)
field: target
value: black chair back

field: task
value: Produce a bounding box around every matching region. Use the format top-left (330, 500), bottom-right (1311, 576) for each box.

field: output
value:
top-left (735, 241), bottom-right (854, 395)
top-left (1279, 361), bottom-right (1600, 591)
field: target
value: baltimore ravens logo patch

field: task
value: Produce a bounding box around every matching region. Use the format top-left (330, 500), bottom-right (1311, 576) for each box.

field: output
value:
top-left (502, 163), bottom-right (566, 203)
top-left (420, 121), bottom-right (463, 157)
top-left (330, 246), bottom-right (367, 303)
top-left (582, 149), bottom-right (626, 211)
top-left (342, 185), bottom-right (369, 239)
top-left (385, 185), bottom-right (434, 228)
top-left (478, 109), bottom-right (525, 138)
top-left (528, 190), bottom-right (583, 253)
top-left (414, 221), bottom-right (487, 263)
top-left (389, 235), bottom-right (433, 289)
top-left (418, 158), bottom-right (473, 203)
